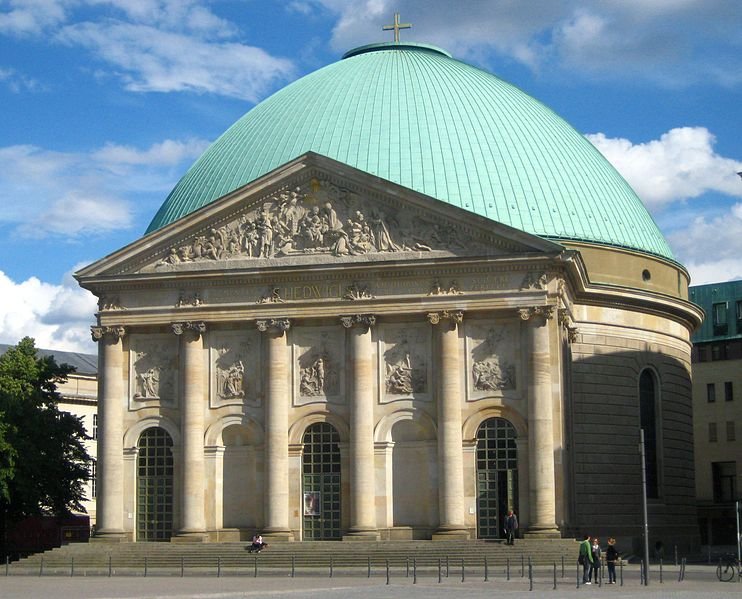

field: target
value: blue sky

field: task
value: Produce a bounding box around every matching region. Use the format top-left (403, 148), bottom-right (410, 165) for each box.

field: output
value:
top-left (1, 0), bottom-right (741, 353)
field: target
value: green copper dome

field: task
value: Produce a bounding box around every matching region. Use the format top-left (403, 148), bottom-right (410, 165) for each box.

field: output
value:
top-left (147, 42), bottom-right (673, 260)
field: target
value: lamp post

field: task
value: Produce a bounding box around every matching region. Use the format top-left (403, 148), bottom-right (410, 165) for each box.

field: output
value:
top-left (640, 429), bottom-right (650, 585)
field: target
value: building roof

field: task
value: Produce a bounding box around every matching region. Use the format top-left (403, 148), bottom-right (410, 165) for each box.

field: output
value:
top-left (0, 343), bottom-right (97, 375)
top-left (689, 280), bottom-right (742, 343)
top-left (146, 42), bottom-right (673, 260)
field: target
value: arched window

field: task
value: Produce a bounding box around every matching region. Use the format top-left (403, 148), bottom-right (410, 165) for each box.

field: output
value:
top-left (639, 370), bottom-right (660, 499)
top-left (137, 427), bottom-right (174, 541)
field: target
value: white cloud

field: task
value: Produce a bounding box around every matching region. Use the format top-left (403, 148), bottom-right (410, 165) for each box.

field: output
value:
top-left (587, 127), bottom-right (742, 209)
top-left (0, 138), bottom-right (207, 238)
top-left (312, 0), bottom-right (742, 86)
top-left (0, 0), bottom-right (70, 36)
top-left (0, 268), bottom-right (97, 353)
top-left (58, 21), bottom-right (295, 101)
top-left (0, 66), bottom-right (42, 92)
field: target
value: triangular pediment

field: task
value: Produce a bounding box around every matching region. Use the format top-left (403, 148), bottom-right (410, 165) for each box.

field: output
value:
top-left (77, 153), bottom-right (563, 279)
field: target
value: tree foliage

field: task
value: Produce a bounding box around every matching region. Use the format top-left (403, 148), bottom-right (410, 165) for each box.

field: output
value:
top-left (0, 338), bottom-right (92, 521)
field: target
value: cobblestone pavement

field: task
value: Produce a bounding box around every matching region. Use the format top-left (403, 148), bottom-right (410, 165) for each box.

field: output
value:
top-left (2, 566), bottom-right (741, 599)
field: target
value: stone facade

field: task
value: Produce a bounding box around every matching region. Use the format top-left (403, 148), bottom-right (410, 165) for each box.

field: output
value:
top-left (76, 154), bottom-right (702, 548)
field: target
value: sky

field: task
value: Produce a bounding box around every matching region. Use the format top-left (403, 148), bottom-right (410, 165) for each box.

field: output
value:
top-left (1, 0), bottom-right (741, 354)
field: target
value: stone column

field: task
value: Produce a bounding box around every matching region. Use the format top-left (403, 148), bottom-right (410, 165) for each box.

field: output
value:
top-left (90, 325), bottom-right (127, 541)
top-left (257, 318), bottom-right (293, 541)
top-left (429, 311), bottom-right (469, 540)
top-left (520, 306), bottom-right (559, 535)
top-left (173, 321), bottom-right (207, 541)
top-left (341, 314), bottom-right (378, 540)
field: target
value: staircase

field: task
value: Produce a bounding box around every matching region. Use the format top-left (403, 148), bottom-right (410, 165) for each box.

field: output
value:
top-left (8, 539), bottom-right (579, 577)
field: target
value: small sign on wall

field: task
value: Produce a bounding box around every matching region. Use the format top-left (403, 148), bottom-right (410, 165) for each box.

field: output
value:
top-left (303, 492), bottom-right (320, 516)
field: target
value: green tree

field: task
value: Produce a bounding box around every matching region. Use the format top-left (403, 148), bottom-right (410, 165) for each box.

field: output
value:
top-left (0, 337), bottom-right (92, 550)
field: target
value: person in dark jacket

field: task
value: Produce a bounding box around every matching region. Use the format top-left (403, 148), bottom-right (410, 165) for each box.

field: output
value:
top-left (606, 538), bottom-right (619, 584)
top-left (504, 510), bottom-right (519, 545)
top-left (590, 537), bottom-right (602, 583)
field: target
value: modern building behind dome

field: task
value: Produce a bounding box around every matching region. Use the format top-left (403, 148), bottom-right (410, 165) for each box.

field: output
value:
top-left (77, 38), bottom-right (702, 552)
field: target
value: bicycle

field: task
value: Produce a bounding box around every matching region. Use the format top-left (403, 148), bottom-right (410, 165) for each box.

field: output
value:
top-left (716, 554), bottom-right (741, 582)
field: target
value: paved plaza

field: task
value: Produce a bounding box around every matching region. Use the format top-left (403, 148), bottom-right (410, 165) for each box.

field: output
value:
top-left (2, 565), bottom-right (741, 599)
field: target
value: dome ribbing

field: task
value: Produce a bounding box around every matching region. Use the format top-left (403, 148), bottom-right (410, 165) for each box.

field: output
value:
top-left (146, 42), bottom-right (673, 260)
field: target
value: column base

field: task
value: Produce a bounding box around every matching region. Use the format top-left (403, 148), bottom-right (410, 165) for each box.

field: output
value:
top-left (524, 525), bottom-right (561, 538)
top-left (432, 527), bottom-right (470, 541)
top-left (343, 528), bottom-right (380, 541)
top-left (90, 531), bottom-right (128, 543)
top-left (172, 531), bottom-right (209, 543)
top-left (262, 529), bottom-right (294, 542)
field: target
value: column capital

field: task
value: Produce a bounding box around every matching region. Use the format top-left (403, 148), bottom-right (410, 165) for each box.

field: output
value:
top-left (427, 310), bottom-right (464, 326)
top-left (256, 318), bottom-right (291, 333)
top-left (172, 321), bottom-right (207, 337)
top-left (518, 305), bottom-right (554, 322)
top-left (340, 314), bottom-right (376, 330)
top-left (91, 325), bottom-right (126, 342)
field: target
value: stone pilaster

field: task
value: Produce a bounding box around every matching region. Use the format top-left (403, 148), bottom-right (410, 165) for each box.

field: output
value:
top-left (257, 318), bottom-right (293, 541)
top-left (173, 321), bottom-right (208, 541)
top-left (520, 306), bottom-right (560, 536)
top-left (341, 315), bottom-right (379, 540)
top-left (428, 311), bottom-right (469, 540)
top-left (90, 325), bottom-right (127, 542)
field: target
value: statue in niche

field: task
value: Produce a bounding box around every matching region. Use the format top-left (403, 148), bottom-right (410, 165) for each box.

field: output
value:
top-left (471, 327), bottom-right (516, 391)
top-left (222, 360), bottom-right (245, 398)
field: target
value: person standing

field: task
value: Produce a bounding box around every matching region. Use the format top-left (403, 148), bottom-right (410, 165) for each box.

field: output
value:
top-left (578, 534), bottom-right (593, 584)
top-left (504, 510), bottom-right (519, 545)
top-left (590, 537), bottom-right (602, 583)
top-left (606, 538), bottom-right (619, 584)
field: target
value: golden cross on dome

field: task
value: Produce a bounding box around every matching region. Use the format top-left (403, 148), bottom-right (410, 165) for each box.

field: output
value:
top-left (383, 12), bottom-right (411, 42)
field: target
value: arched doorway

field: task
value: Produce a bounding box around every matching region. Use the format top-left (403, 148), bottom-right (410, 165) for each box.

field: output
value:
top-left (476, 417), bottom-right (518, 539)
top-left (302, 422), bottom-right (341, 540)
top-left (137, 427), bottom-right (174, 541)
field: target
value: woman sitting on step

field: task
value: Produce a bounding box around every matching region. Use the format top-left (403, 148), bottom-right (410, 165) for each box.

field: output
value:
top-left (249, 534), bottom-right (268, 553)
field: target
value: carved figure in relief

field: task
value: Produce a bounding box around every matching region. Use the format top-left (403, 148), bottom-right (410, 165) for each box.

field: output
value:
top-left (222, 360), bottom-right (245, 398)
top-left (300, 357), bottom-right (328, 396)
top-left (152, 181), bottom-right (492, 269)
top-left (472, 356), bottom-right (514, 391)
top-left (136, 367), bottom-right (160, 399)
top-left (386, 353), bottom-right (414, 394)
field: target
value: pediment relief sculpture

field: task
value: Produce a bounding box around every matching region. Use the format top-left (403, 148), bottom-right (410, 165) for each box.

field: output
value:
top-left (147, 179), bottom-right (493, 272)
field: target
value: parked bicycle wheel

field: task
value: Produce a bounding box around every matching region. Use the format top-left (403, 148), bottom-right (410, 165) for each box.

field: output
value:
top-left (716, 558), bottom-right (737, 582)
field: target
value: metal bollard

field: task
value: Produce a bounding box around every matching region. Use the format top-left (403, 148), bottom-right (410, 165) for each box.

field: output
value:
top-left (507, 558), bottom-right (510, 581)
top-left (386, 559), bottom-right (389, 585)
top-left (438, 558), bottom-right (442, 583)
top-left (461, 558), bottom-right (465, 583)
top-left (406, 557), bottom-right (409, 578)
top-left (620, 559), bottom-right (623, 586)
top-left (576, 561), bottom-right (580, 589)
top-left (329, 556), bottom-right (333, 578)
top-left (521, 554), bottom-right (524, 577)
top-left (6, 555), bottom-right (9, 577)
top-left (553, 562), bottom-right (557, 590)
top-left (674, 545), bottom-right (678, 566)
top-left (528, 558), bottom-right (533, 591)
top-left (367, 555), bottom-right (371, 578)
top-left (413, 558), bottom-right (417, 584)
top-left (446, 555), bottom-right (449, 578)
top-left (254, 555), bottom-right (257, 577)
top-left (291, 555), bottom-right (295, 578)
top-left (39, 557), bottom-right (43, 577)
top-left (144, 556), bottom-right (147, 578)
top-left (561, 555), bottom-right (565, 578)
top-left (70, 556), bottom-right (74, 577)
top-left (108, 555), bottom-right (112, 577)
top-left (484, 555), bottom-right (488, 582)
top-left (217, 556), bottom-right (221, 578)
top-left (659, 558), bottom-right (663, 583)
top-left (181, 556), bottom-right (184, 578)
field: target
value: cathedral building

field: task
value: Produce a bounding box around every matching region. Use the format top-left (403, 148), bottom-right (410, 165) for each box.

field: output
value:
top-left (76, 38), bottom-right (702, 549)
